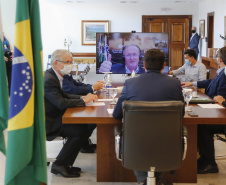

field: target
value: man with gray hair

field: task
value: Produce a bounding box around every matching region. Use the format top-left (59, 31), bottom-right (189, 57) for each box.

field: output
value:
top-left (44, 49), bottom-right (97, 178)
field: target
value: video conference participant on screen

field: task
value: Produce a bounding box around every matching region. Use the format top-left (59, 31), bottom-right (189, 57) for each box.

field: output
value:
top-left (98, 44), bottom-right (145, 74)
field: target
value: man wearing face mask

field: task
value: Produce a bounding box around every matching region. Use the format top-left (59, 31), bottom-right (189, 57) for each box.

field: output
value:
top-left (188, 26), bottom-right (200, 56)
top-left (169, 49), bottom-right (206, 82)
top-left (44, 49), bottom-right (98, 178)
top-left (181, 47), bottom-right (226, 174)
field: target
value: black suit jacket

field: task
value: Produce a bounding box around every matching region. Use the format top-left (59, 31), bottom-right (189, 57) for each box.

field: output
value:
top-left (113, 70), bottom-right (184, 119)
top-left (44, 68), bottom-right (85, 141)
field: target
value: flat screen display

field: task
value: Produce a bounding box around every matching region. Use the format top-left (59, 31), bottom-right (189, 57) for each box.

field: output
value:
top-left (96, 32), bottom-right (169, 74)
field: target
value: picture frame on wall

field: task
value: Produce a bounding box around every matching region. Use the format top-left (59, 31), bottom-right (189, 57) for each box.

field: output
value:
top-left (199, 19), bottom-right (205, 39)
top-left (81, 20), bottom-right (109, 45)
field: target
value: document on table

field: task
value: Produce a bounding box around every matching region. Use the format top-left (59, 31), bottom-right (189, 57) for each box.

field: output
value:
top-left (97, 99), bottom-right (113, 102)
top-left (107, 109), bottom-right (114, 114)
top-left (198, 104), bottom-right (225, 109)
top-left (86, 102), bottom-right (105, 106)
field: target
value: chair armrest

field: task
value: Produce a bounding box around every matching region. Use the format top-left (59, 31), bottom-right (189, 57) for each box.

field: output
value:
top-left (182, 126), bottom-right (188, 160)
top-left (114, 125), bottom-right (122, 136)
top-left (114, 126), bottom-right (122, 161)
top-left (183, 126), bottom-right (188, 137)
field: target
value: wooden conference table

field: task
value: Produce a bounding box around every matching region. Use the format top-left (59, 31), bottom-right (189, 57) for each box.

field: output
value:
top-left (62, 73), bottom-right (226, 183)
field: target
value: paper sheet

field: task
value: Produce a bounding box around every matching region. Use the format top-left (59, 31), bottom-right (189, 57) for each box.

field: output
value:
top-left (198, 104), bottom-right (225, 109)
top-left (97, 99), bottom-right (113, 102)
top-left (107, 109), bottom-right (114, 114)
top-left (86, 102), bottom-right (105, 106)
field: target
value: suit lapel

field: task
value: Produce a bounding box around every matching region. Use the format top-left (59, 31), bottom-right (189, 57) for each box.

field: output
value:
top-left (206, 70), bottom-right (224, 93)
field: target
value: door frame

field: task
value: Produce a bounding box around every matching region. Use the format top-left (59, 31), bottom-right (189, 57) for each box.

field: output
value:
top-left (206, 12), bottom-right (215, 55)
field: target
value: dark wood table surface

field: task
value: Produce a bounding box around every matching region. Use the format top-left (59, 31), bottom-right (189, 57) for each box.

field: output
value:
top-left (62, 68), bottom-right (226, 183)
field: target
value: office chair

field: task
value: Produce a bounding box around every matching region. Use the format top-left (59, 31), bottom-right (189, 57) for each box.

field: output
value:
top-left (46, 54), bottom-right (51, 69)
top-left (46, 137), bottom-right (67, 166)
top-left (114, 101), bottom-right (187, 185)
top-left (214, 134), bottom-right (226, 160)
top-left (206, 69), bottom-right (211, 79)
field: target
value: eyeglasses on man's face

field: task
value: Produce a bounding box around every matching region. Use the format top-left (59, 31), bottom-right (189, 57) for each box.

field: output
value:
top-left (56, 60), bottom-right (73, 65)
top-left (125, 54), bottom-right (139, 59)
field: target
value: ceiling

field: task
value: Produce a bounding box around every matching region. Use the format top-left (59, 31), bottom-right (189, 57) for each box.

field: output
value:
top-left (47, 0), bottom-right (205, 3)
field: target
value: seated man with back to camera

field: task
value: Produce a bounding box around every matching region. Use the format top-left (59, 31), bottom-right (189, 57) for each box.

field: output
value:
top-left (113, 49), bottom-right (185, 185)
top-left (44, 49), bottom-right (98, 178)
top-left (169, 49), bottom-right (206, 82)
top-left (182, 46), bottom-right (226, 174)
top-left (98, 44), bottom-right (145, 74)
top-left (62, 74), bottom-right (104, 153)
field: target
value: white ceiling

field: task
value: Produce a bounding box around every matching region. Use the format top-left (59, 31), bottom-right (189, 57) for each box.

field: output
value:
top-left (47, 0), bottom-right (205, 3)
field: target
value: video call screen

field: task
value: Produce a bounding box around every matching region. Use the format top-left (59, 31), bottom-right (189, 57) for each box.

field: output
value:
top-left (96, 32), bottom-right (169, 74)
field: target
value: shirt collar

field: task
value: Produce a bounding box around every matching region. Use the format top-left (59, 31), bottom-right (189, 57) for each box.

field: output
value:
top-left (52, 68), bottom-right (63, 88)
top-left (191, 60), bottom-right (200, 68)
top-left (125, 65), bottom-right (139, 74)
top-left (217, 67), bottom-right (225, 75)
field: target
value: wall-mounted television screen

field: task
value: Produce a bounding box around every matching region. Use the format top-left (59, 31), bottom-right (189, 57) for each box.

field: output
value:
top-left (96, 32), bottom-right (169, 74)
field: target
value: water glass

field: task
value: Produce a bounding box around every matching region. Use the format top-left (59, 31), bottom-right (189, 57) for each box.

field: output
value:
top-left (109, 88), bottom-right (118, 105)
top-left (183, 89), bottom-right (193, 112)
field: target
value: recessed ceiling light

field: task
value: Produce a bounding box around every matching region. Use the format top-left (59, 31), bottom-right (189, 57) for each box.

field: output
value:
top-left (120, 1), bottom-right (127, 3)
top-left (131, 1), bottom-right (137, 3)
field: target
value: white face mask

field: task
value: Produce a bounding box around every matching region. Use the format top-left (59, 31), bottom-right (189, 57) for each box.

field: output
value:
top-left (59, 64), bottom-right (73, 75)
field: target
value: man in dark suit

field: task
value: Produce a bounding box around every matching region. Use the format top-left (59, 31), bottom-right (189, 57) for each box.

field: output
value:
top-left (188, 26), bottom-right (200, 56)
top-left (44, 49), bottom-right (97, 178)
top-left (113, 49), bottom-right (184, 185)
top-left (98, 44), bottom-right (145, 74)
top-left (62, 75), bottom-right (104, 153)
top-left (182, 46), bottom-right (226, 174)
top-left (63, 75), bottom-right (104, 95)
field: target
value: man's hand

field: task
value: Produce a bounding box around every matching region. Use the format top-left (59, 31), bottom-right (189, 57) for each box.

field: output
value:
top-left (93, 80), bottom-right (104, 91)
top-left (83, 93), bottom-right (98, 104)
top-left (181, 82), bottom-right (193, 88)
top-left (98, 54), bottom-right (112, 73)
top-left (168, 71), bottom-right (173, 75)
top-left (213, 95), bottom-right (225, 105)
top-left (4, 56), bottom-right (8, 62)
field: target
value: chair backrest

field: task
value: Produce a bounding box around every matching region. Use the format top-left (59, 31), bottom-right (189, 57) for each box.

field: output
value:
top-left (206, 69), bottom-right (211, 79)
top-left (122, 100), bottom-right (184, 172)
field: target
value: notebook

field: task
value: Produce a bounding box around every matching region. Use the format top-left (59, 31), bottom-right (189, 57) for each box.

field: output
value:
top-left (190, 98), bottom-right (215, 104)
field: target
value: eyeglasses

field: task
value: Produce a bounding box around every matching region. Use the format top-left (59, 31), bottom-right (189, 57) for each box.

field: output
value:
top-left (125, 54), bottom-right (138, 58)
top-left (56, 60), bottom-right (73, 65)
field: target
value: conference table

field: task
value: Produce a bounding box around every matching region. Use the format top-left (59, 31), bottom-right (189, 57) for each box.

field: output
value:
top-left (62, 69), bottom-right (226, 183)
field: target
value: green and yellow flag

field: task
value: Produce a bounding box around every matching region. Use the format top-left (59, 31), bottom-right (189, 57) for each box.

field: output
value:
top-left (0, 14), bottom-right (9, 155)
top-left (5, 0), bottom-right (47, 184)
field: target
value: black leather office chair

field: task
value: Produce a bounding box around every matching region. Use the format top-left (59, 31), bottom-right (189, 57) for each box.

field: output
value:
top-left (114, 101), bottom-right (187, 185)
top-left (206, 69), bottom-right (211, 79)
top-left (46, 54), bottom-right (51, 69)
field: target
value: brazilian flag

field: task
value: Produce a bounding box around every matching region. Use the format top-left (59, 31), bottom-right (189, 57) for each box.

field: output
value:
top-left (0, 34), bottom-right (9, 155)
top-left (5, 0), bottom-right (47, 184)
